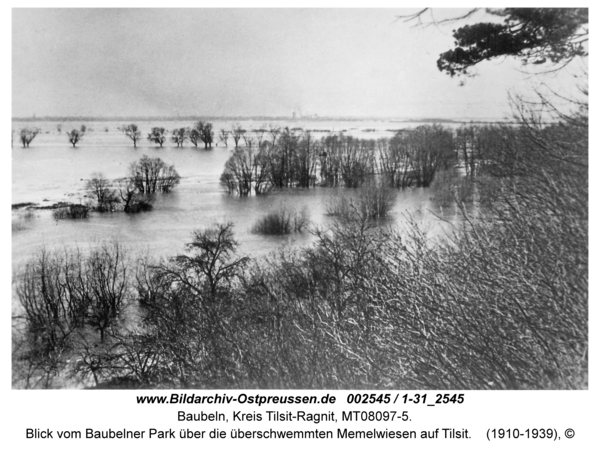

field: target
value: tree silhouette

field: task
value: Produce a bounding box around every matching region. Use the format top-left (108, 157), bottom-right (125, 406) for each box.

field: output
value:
top-left (120, 124), bottom-right (142, 148)
top-left (147, 127), bottom-right (166, 147)
top-left (436, 8), bottom-right (588, 76)
top-left (20, 127), bottom-right (40, 147)
top-left (67, 129), bottom-right (84, 147)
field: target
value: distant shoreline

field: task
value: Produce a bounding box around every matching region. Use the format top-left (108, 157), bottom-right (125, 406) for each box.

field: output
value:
top-left (12, 115), bottom-right (515, 124)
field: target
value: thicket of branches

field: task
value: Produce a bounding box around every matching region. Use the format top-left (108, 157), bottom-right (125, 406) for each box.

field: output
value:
top-left (13, 244), bottom-right (129, 388)
top-left (77, 156), bottom-right (180, 216)
top-left (221, 125), bottom-right (458, 196)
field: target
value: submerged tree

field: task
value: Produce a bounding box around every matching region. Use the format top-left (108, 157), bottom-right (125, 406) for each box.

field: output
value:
top-left (120, 124), bottom-right (142, 148)
top-left (231, 124), bottom-right (245, 148)
top-left (405, 125), bottom-right (455, 187)
top-left (171, 128), bottom-right (188, 147)
top-left (86, 173), bottom-right (119, 212)
top-left (67, 129), bottom-right (84, 147)
top-left (129, 155), bottom-right (180, 194)
top-left (222, 147), bottom-right (255, 196)
top-left (199, 121), bottom-right (214, 148)
top-left (378, 134), bottom-right (415, 188)
top-left (19, 127), bottom-right (40, 147)
top-left (189, 127), bottom-right (202, 147)
top-left (147, 127), bottom-right (166, 147)
top-left (116, 178), bottom-right (151, 213)
top-left (218, 129), bottom-right (229, 147)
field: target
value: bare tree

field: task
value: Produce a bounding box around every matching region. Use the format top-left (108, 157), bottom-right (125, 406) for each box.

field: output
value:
top-left (242, 134), bottom-right (254, 149)
top-left (406, 125), bottom-right (455, 187)
top-left (19, 127), bottom-right (40, 147)
top-left (189, 127), bottom-right (202, 147)
top-left (254, 127), bottom-right (267, 147)
top-left (167, 223), bottom-right (249, 297)
top-left (85, 244), bottom-right (129, 341)
top-left (171, 128), bottom-right (188, 147)
top-left (117, 178), bottom-right (137, 212)
top-left (219, 129), bottom-right (229, 147)
top-left (253, 145), bottom-right (273, 194)
top-left (86, 173), bottom-right (119, 212)
top-left (378, 134), bottom-right (415, 188)
top-left (120, 124), bottom-right (142, 148)
top-left (200, 121), bottom-right (214, 148)
top-left (221, 147), bottom-right (255, 196)
top-left (129, 155), bottom-right (180, 194)
top-left (268, 125), bottom-right (281, 145)
top-left (231, 124), bottom-right (245, 148)
top-left (67, 129), bottom-right (84, 147)
top-left (147, 127), bottom-right (166, 147)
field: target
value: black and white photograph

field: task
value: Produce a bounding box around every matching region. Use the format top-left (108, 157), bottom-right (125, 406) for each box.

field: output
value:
top-left (11, 7), bottom-right (588, 391)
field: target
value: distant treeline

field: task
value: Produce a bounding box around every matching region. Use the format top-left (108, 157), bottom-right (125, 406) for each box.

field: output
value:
top-left (12, 115), bottom-right (517, 124)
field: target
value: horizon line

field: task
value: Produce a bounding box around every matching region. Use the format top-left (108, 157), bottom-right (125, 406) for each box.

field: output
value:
top-left (12, 114), bottom-right (511, 123)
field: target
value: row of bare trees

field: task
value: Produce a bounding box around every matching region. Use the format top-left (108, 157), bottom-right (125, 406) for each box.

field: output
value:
top-left (142, 122), bottom-right (216, 149)
top-left (16, 125), bottom-right (86, 148)
top-left (120, 122), bottom-right (296, 149)
top-left (119, 122), bottom-right (246, 149)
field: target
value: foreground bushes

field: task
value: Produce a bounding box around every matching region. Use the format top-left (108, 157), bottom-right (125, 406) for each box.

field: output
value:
top-left (13, 244), bottom-right (129, 388)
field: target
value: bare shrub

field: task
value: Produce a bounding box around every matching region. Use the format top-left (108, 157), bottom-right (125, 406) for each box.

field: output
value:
top-left (20, 127), bottom-right (40, 147)
top-left (252, 206), bottom-right (310, 235)
top-left (327, 183), bottom-right (394, 221)
top-left (52, 204), bottom-right (89, 220)
top-left (14, 244), bottom-right (131, 388)
top-left (12, 208), bottom-right (37, 232)
top-left (358, 182), bottom-right (395, 219)
top-left (66, 129), bottom-right (83, 147)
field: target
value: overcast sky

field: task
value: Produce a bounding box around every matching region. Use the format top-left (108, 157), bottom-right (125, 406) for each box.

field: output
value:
top-left (12, 8), bottom-right (586, 119)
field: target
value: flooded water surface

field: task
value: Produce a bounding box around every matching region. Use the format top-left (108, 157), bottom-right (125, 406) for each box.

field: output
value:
top-left (12, 119), bottom-right (464, 268)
